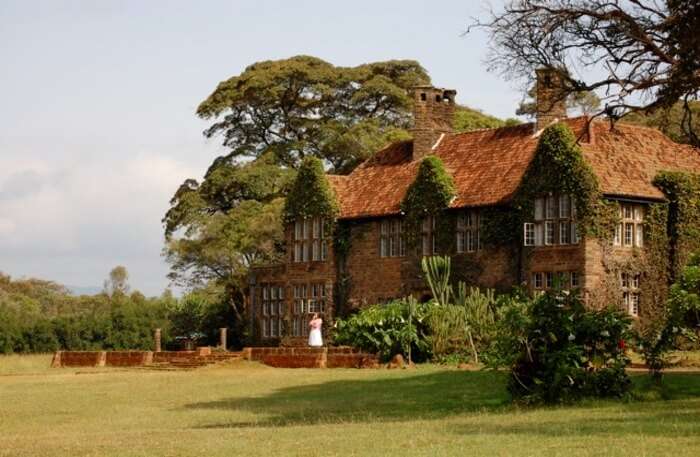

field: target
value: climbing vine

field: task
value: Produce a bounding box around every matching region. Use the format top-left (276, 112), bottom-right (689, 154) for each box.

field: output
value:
top-left (480, 123), bottom-right (608, 248)
top-left (282, 156), bottom-right (339, 227)
top-left (400, 155), bottom-right (456, 247)
top-left (653, 171), bottom-right (700, 280)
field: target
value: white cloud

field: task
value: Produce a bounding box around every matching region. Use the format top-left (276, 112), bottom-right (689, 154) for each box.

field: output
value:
top-left (0, 147), bottom-right (208, 295)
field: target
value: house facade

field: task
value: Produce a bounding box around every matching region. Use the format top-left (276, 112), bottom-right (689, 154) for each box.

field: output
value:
top-left (249, 69), bottom-right (700, 344)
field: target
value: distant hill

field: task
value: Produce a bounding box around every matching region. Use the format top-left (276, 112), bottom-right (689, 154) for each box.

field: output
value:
top-left (454, 105), bottom-right (521, 133)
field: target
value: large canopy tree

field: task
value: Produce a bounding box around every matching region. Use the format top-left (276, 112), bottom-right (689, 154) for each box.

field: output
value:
top-left (164, 56), bottom-right (430, 329)
top-left (197, 55), bottom-right (429, 173)
top-left (163, 154), bottom-right (292, 321)
top-left (472, 0), bottom-right (700, 146)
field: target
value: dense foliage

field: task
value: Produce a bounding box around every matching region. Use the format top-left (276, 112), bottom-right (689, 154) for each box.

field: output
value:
top-left (486, 290), bottom-right (632, 404)
top-left (638, 253), bottom-right (700, 381)
top-left (334, 299), bottom-right (432, 362)
top-left (400, 156), bottom-right (455, 245)
top-left (483, 123), bottom-right (602, 247)
top-left (0, 271), bottom-right (238, 354)
top-left (653, 171), bottom-right (700, 280)
top-left (197, 55), bottom-right (429, 172)
top-left (282, 156), bottom-right (339, 225)
top-left (453, 105), bottom-right (519, 132)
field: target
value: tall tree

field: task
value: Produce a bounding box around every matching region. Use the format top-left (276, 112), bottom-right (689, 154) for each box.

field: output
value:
top-left (472, 0), bottom-right (700, 145)
top-left (163, 154), bottom-right (292, 321)
top-left (196, 55), bottom-right (429, 173)
top-left (103, 266), bottom-right (130, 297)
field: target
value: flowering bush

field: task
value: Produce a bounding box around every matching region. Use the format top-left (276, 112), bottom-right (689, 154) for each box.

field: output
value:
top-left (486, 290), bottom-right (632, 404)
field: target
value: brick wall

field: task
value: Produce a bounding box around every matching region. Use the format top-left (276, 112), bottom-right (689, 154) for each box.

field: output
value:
top-left (244, 346), bottom-right (379, 368)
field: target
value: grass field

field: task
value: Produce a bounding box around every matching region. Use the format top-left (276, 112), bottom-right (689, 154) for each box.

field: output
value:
top-left (1, 355), bottom-right (699, 457)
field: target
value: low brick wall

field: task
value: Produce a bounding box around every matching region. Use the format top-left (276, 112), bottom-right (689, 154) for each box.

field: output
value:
top-left (105, 351), bottom-right (153, 367)
top-left (244, 346), bottom-right (378, 368)
top-left (57, 351), bottom-right (104, 367)
top-left (152, 351), bottom-right (198, 363)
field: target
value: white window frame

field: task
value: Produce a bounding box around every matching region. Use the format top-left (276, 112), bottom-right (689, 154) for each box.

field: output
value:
top-left (524, 223), bottom-right (536, 246)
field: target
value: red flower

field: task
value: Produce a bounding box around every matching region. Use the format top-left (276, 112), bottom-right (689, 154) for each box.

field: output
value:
top-left (618, 339), bottom-right (626, 350)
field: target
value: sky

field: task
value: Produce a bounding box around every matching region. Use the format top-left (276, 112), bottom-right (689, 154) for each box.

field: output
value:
top-left (0, 0), bottom-right (523, 296)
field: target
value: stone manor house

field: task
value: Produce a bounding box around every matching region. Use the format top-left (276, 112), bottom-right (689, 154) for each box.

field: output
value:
top-left (249, 69), bottom-right (700, 343)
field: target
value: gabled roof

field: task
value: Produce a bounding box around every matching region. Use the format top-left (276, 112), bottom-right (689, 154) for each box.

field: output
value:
top-left (329, 117), bottom-right (700, 220)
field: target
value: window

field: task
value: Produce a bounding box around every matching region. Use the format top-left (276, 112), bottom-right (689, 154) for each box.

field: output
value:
top-left (545, 221), bottom-right (555, 245)
top-left (422, 217), bottom-right (436, 256)
top-left (570, 272), bottom-right (580, 288)
top-left (546, 196), bottom-right (557, 219)
top-left (533, 272), bottom-right (543, 289)
top-left (380, 219), bottom-right (406, 257)
top-left (293, 217), bottom-right (327, 262)
top-left (532, 270), bottom-right (579, 293)
top-left (559, 221), bottom-right (571, 244)
top-left (617, 203), bottom-right (645, 248)
top-left (260, 284), bottom-right (285, 338)
top-left (456, 210), bottom-right (480, 253)
top-left (559, 195), bottom-right (570, 219)
top-left (524, 223), bottom-right (536, 246)
top-left (620, 272), bottom-right (641, 317)
top-left (525, 194), bottom-right (578, 246)
top-left (291, 283), bottom-right (326, 336)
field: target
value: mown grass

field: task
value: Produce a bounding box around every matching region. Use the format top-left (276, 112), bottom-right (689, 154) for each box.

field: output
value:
top-left (0, 355), bottom-right (699, 456)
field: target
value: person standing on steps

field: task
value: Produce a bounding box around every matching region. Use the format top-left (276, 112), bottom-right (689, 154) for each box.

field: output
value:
top-left (308, 313), bottom-right (323, 347)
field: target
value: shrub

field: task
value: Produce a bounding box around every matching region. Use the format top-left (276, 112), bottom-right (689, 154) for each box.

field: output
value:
top-left (334, 299), bottom-right (432, 361)
top-left (638, 252), bottom-right (700, 381)
top-left (486, 290), bottom-right (632, 404)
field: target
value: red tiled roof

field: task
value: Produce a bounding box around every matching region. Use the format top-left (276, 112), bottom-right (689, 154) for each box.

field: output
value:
top-left (329, 117), bottom-right (700, 220)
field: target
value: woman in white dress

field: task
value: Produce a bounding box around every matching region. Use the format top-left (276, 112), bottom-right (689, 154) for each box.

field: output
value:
top-left (308, 313), bottom-right (323, 347)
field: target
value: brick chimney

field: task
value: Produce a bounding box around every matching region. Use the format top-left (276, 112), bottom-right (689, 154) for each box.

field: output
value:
top-left (411, 85), bottom-right (456, 160)
top-left (535, 68), bottom-right (568, 131)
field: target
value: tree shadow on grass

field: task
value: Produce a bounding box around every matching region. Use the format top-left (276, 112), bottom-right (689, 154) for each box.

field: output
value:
top-left (184, 370), bottom-right (511, 428)
top-left (183, 370), bottom-right (700, 435)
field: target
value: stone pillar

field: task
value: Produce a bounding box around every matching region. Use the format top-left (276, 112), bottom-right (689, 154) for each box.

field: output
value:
top-left (219, 327), bottom-right (227, 350)
top-left (97, 351), bottom-right (107, 367)
top-left (50, 351), bottom-right (62, 368)
top-left (154, 328), bottom-right (162, 352)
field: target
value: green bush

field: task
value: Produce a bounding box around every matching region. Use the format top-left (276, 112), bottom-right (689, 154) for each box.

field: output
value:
top-left (334, 299), bottom-right (432, 361)
top-left (486, 290), bottom-right (632, 404)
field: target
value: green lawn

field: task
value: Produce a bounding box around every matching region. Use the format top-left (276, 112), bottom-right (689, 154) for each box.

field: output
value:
top-left (1, 355), bottom-right (699, 456)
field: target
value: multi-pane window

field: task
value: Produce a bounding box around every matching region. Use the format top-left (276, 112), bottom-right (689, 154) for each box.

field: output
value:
top-left (532, 271), bottom-right (580, 291)
top-left (380, 219), bottom-right (406, 257)
top-left (620, 272), bottom-right (641, 317)
top-left (532, 272), bottom-right (544, 289)
top-left (524, 194), bottom-right (578, 246)
top-left (456, 210), bottom-right (480, 253)
top-left (291, 283), bottom-right (326, 336)
top-left (614, 203), bottom-right (644, 248)
top-left (260, 285), bottom-right (284, 338)
top-left (422, 216), bottom-right (437, 256)
top-left (293, 217), bottom-right (328, 262)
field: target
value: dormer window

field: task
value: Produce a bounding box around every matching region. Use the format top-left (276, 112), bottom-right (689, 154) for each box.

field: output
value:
top-left (524, 194), bottom-right (578, 246)
top-left (293, 217), bottom-right (327, 262)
